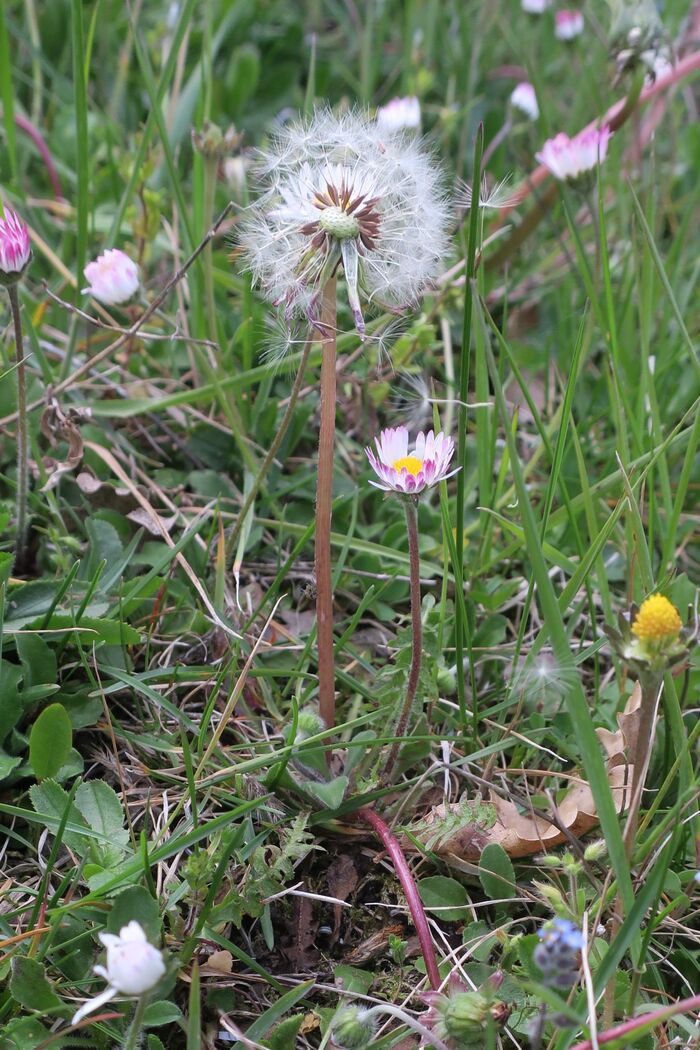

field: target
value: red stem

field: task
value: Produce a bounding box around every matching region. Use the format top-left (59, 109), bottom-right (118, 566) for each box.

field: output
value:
top-left (569, 992), bottom-right (700, 1050)
top-left (315, 277), bottom-right (337, 738)
top-left (359, 806), bottom-right (441, 991)
top-left (14, 113), bottom-right (64, 200)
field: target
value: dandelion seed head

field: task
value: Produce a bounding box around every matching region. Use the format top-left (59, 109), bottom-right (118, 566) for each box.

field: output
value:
top-left (459, 173), bottom-right (520, 210)
top-left (239, 108), bottom-right (450, 343)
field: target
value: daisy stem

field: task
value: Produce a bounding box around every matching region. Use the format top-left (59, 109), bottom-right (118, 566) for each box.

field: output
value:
top-left (202, 154), bottom-right (218, 346)
top-left (122, 995), bottom-right (148, 1050)
top-left (8, 284), bottom-right (29, 574)
top-left (383, 498), bottom-right (422, 783)
top-left (316, 276), bottom-right (337, 740)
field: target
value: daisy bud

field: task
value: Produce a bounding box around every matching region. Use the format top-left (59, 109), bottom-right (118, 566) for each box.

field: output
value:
top-left (365, 426), bottom-right (458, 497)
top-left (376, 96), bottom-right (421, 134)
top-left (510, 82), bottom-right (539, 121)
top-left (83, 249), bottom-right (140, 305)
top-left (521, 0), bottom-right (549, 13)
top-left (536, 126), bottom-right (611, 186)
top-left (555, 10), bottom-right (584, 40)
top-left (331, 1006), bottom-right (377, 1049)
top-left (72, 921), bottom-right (166, 1027)
top-left (0, 209), bottom-right (31, 286)
top-left (240, 108), bottom-right (449, 341)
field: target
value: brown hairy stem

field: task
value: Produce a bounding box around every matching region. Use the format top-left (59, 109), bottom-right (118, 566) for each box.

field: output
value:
top-left (382, 498), bottom-right (422, 783)
top-left (316, 277), bottom-right (337, 736)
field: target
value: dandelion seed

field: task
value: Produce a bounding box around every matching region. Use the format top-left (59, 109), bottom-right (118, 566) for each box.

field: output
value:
top-left (459, 173), bottom-right (520, 210)
top-left (555, 9), bottom-right (584, 40)
top-left (536, 126), bottom-right (611, 183)
top-left (510, 81), bottom-right (540, 121)
top-left (240, 108), bottom-right (450, 342)
top-left (376, 96), bottom-right (421, 133)
top-left (365, 426), bottom-right (458, 495)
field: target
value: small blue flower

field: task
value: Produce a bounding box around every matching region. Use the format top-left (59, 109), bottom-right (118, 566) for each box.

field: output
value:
top-left (537, 918), bottom-right (584, 951)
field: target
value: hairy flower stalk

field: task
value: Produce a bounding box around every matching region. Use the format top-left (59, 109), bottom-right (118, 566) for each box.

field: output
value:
top-left (242, 111), bottom-right (448, 738)
top-left (0, 209), bottom-right (32, 572)
top-left (366, 427), bottom-right (457, 779)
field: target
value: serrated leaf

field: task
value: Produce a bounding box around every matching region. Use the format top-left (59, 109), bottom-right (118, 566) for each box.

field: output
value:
top-left (10, 956), bottom-right (63, 1012)
top-left (75, 781), bottom-right (129, 855)
top-left (29, 704), bottom-right (73, 780)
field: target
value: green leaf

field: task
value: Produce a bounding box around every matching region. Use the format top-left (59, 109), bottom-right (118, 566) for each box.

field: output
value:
top-left (107, 886), bottom-right (161, 944)
top-left (28, 705), bottom-right (73, 780)
top-left (0, 661), bottom-right (23, 741)
top-left (10, 957), bottom-right (63, 1012)
top-left (75, 781), bottom-right (129, 854)
top-left (0, 751), bottom-right (21, 782)
top-left (147, 1037), bottom-right (167, 1050)
top-left (0, 1016), bottom-right (51, 1049)
top-left (418, 875), bottom-right (470, 921)
top-left (28, 615), bottom-right (140, 645)
top-left (29, 779), bottom-right (89, 852)
top-left (300, 775), bottom-right (348, 811)
top-left (332, 965), bottom-right (374, 996)
top-left (15, 635), bottom-right (57, 691)
top-left (142, 1001), bottom-right (183, 1028)
top-left (264, 1015), bottom-right (305, 1049)
top-left (478, 843), bottom-right (516, 904)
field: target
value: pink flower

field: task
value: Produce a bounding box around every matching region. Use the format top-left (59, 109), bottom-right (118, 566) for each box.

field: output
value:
top-left (365, 426), bottom-right (458, 495)
top-left (0, 209), bottom-right (31, 279)
top-left (83, 249), bottom-right (139, 304)
top-left (536, 125), bottom-right (611, 182)
top-left (555, 9), bottom-right (584, 39)
top-left (376, 96), bottom-right (421, 133)
top-left (510, 82), bottom-right (539, 121)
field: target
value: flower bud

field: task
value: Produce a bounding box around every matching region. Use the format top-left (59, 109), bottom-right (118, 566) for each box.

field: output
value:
top-left (72, 920), bottom-right (166, 1027)
top-left (0, 209), bottom-right (31, 286)
top-left (83, 249), bottom-right (139, 305)
top-left (331, 1006), bottom-right (377, 1049)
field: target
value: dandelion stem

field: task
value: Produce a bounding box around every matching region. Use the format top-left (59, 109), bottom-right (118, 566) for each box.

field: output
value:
top-left (359, 806), bottom-right (441, 991)
top-left (316, 276), bottom-right (337, 738)
top-left (8, 284), bottom-right (29, 573)
top-left (623, 671), bottom-right (662, 857)
top-left (122, 995), bottom-right (148, 1050)
top-left (383, 498), bottom-right (422, 783)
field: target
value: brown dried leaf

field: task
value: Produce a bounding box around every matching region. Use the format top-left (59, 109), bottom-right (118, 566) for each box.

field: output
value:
top-left (39, 395), bottom-right (92, 492)
top-left (413, 691), bottom-right (640, 862)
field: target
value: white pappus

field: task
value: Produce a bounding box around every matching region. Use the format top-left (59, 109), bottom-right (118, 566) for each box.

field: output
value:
top-left (239, 108), bottom-right (450, 342)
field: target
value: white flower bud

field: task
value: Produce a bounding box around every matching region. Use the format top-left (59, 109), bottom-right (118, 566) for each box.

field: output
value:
top-left (83, 249), bottom-right (140, 305)
top-left (72, 921), bottom-right (166, 1028)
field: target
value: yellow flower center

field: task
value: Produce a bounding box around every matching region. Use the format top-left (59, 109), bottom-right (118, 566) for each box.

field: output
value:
top-left (392, 455), bottom-right (423, 476)
top-left (631, 594), bottom-right (682, 640)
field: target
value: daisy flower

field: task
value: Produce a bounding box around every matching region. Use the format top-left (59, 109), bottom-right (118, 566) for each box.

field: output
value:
top-left (72, 921), bottom-right (166, 1026)
top-left (240, 109), bottom-right (449, 340)
top-left (510, 81), bottom-right (539, 121)
top-left (83, 249), bottom-right (140, 305)
top-left (0, 209), bottom-right (31, 283)
top-left (365, 426), bottom-right (458, 495)
top-left (536, 125), bottom-right (611, 183)
top-left (555, 9), bottom-right (584, 40)
top-left (522, 0), bottom-right (549, 13)
top-left (376, 96), bottom-right (421, 133)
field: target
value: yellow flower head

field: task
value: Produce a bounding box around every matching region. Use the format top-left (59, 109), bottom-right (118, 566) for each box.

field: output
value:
top-left (631, 594), bottom-right (682, 641)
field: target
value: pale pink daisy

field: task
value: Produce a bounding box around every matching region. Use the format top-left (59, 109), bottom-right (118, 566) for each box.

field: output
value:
top-left (72, 921), bottom-right (166, 1026)
top-left (0, 209), bottom-right (31, 280)
top-left (555, 10), bottom-right (584, 40)
top-left (366, 426), bottom-right (458, 495)
top-left (376, 96), bottom-right (421, 134)
top-left (510, 82), bottom-right (539, 121)
top-left (536, 125), bottom-right (611, 182)
top-left (83, 248), bottom-right (140, 305)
